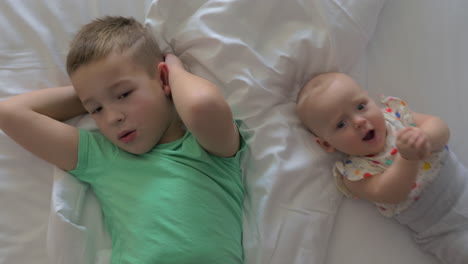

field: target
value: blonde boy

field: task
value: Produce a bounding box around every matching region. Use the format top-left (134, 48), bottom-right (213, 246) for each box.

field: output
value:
top-left (0, 16), bottom-right (246, 263)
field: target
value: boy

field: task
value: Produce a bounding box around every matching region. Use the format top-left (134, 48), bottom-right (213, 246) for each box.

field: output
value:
top-left (0, 16), bottom-right (246, 263)
top-left (296, 72), bottom-right (468, 264)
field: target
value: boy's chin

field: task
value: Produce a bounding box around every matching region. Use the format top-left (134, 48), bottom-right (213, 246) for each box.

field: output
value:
top-left (117, 143), bottom-right (152, 155)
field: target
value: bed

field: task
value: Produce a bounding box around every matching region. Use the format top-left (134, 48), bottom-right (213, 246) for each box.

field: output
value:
top-left (0, 0), bottom-right (466, 264)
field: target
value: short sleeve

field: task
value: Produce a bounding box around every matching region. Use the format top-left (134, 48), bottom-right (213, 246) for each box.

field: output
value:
top-left (234, 119), bottom-right (248, 157)
top-left (380, 95), bottom-right (415, 127)
top-left (332, 158), bottom-right (384, 197)
top-left (332, 163), bottom-right (355, 198)
top-left (67, 129), bottom-right (118, 182)
top-left (334, 157), bottom-right (383, 181)
top-left (213, 119), bottom-right (249, 164)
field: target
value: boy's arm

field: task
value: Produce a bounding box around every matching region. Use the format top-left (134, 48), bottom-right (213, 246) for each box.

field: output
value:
top-left (165, 54), bottom-right (239, 157)
top-left (0, 86), bottom-right (86, 170)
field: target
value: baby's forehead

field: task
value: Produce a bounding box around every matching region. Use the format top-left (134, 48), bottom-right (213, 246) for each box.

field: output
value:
top-left (300, 73), bottom-right (348, 101)
top-left (307, 95), bottom-right (336, 121)
top-left (304, 86), bottom-right (359, 119)
top-left (302, 83), bottom-right (337, 108)
top-left (302, 75), bottom-right (331, 95)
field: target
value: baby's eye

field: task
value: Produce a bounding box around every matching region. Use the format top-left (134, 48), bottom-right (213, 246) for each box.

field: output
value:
top-left (337, 121), bottom-right (346, 129)
top-left (357, 103), bottom-right (366, 110)
top-left (118, 91), bottom-right (132, 100)
top-left (91, 106), bottom-right (102, 115)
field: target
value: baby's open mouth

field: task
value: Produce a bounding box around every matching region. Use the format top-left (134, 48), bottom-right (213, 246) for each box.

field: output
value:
top-left (362, 130), bottom-right (375, 141)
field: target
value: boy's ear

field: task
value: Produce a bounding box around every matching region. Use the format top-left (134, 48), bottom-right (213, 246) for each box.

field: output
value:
top-left (315, 137), bottom-right (336, 152)
top-left (157, 62), bottom-right (171, 96)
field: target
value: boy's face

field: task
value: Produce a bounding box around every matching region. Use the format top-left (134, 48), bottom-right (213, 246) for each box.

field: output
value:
top-left (303, 75), bottom-right (387, 156)
top-left (71, 51), bottom-right (179, 154)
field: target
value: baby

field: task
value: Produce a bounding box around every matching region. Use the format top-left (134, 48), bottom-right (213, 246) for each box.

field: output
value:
top-left (296, 72), bottom-right (468, 264)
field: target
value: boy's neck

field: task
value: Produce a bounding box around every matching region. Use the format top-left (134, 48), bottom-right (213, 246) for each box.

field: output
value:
top-left (158, 119), bottom-right (186, 144)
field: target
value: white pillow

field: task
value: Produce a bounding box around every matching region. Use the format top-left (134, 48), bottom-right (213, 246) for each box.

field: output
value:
top-left (146, 0), bottom-right (386, 102)
top-left (145, 0), bottom-right (385, 263)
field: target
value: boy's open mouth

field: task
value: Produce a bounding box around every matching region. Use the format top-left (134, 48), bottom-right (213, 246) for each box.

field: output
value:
top-left (119, 130), bottom-right (137, 143)
top-left (362, 130), bottom-right (375, 141)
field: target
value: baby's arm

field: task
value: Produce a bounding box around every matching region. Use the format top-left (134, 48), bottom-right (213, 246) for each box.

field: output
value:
top-left (411, 111), bottom-right (450, 152)
top-left (0, 86), bottom-right (86, 170)
top-left (344, 111), bottom-right (449, 204)
top-left (343, 156), bottom-right (420, 204)
top-left (165, 54), bottom-right (239, 157)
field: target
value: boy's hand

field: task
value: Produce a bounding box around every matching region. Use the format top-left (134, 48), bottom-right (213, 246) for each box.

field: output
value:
top-left (165, 53), bottom-right (239, 157)
top-left (164, 54), bottom-right (185, 71)
top-left (396, 127), bottom-right (431, 160)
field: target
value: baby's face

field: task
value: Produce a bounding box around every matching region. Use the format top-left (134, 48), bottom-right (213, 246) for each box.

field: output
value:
top-left (71, 51), bottom-right (177, 154)
top-left (303, 75), bottom-right (387, 156)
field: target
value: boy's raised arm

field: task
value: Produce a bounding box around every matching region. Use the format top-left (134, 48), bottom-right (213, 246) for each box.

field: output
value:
top-left (165, 54), bottom-right (239, 157)
top-left (0, 86), bottom-right (86, 170)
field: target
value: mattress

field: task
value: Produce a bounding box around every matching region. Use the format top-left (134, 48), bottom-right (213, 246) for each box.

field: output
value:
top-left (0, 0), bottom-right (465, 263)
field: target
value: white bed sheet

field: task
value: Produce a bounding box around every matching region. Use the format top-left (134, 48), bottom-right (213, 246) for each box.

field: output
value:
top-left (0, 0), bottom-right (466, 264)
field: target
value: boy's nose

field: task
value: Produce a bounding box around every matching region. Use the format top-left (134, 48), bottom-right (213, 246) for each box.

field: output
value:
top-left (106, 109), bottom-right (125, 125)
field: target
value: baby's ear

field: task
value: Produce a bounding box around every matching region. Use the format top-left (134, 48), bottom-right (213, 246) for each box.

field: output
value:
top-left (315, 137), bottom-right (336, 152)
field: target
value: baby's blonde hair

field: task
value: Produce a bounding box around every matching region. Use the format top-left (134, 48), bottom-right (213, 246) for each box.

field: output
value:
top-left (66, 16), bottom-right (162, 77)
top-left (296, 72), bottom-right (343, 134)
top-left (297, 72), bottom-right (341, 104)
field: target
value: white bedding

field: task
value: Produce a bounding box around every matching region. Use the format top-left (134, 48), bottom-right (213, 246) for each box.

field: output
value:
top-left (0, 1), bottom-right (466, 264)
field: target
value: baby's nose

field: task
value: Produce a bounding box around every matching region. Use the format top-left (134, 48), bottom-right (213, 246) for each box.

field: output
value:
top-left (353, 116), bottom-right (367, 128)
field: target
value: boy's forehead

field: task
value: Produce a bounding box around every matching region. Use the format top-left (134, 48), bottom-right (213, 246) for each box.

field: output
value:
top-left (70, 53), bottom-right (131, 100)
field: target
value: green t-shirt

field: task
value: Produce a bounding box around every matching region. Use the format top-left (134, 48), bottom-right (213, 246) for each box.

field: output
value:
top-left (68, 126), bottom-right (246, 264)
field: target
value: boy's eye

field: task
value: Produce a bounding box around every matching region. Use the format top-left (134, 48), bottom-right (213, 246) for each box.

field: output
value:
top-left (91, 106), bottom-right (102, 115)
top-left (357, 103), bottom-right (366, 110)
top-left (337, 121), bottom-right (346, 129)
top-left (118, 91), bottom-right (132, 100)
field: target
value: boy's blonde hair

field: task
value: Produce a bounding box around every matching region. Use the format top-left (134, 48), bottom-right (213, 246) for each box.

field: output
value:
top-left (66, 16), bottom-right (162, 77)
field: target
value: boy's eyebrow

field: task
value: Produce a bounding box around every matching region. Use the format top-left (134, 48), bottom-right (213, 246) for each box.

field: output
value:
top-left (81, 80), bottom-right (131, 106)
top-left (107, 80), bottom-right (132, 93)
top-left (81, 97), bottom-right (95, 107)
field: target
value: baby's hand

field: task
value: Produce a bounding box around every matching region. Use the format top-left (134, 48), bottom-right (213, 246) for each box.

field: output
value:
top-left (164, 54), bottom-right (185, 70)
top-left (396, 127), bottom-right (431, 160)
